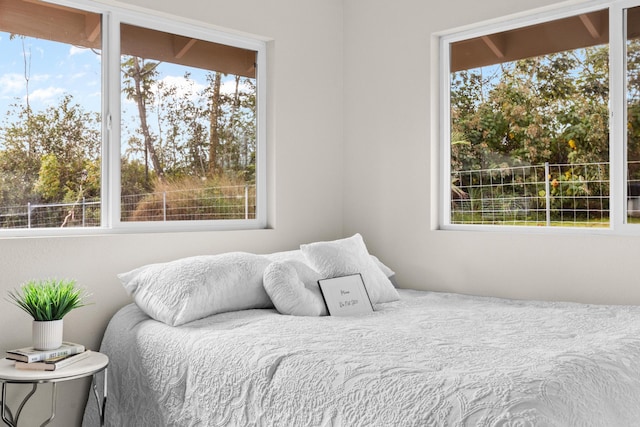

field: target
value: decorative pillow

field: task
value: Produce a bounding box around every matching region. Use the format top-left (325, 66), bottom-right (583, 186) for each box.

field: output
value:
top-left (265, 249), bottom-right (308, 264)
top-left (267, 249), bottom-right (396, 279)
top-left (118, 252), bottom-right (272, 326)
top-left (300, 234), bottom-right (399, 304)
top-left (263, 260), bottom-right (327, 316)
top-left (370, 254), bottom-right (395, 278)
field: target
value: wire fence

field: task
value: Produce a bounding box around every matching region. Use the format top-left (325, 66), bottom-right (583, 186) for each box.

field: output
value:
top-left (451, 162), bottom-right (610, 227)
top-left (0, 185), bottom-right (256, 229)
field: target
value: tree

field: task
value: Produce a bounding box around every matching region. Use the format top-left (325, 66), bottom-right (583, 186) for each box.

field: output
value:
top-left (0, 95), bottom-right (101, 206)
top-left (122, 56), bottom-right (165, 182)
top-left (451, 46), bottom-right (609, 172)
top-left (208, 71), bottom-right (222, 177)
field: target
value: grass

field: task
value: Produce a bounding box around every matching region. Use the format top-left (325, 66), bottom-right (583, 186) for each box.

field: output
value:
top-left (451, 213), bottom-right (611, 227)
top-left (7, 279), bottom-right (89, 321)
top-left (124, 175), bottom-right (256, 222)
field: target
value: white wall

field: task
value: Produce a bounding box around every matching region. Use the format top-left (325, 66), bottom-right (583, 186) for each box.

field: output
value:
top-left (0, 0), bottom-right (344, 425)
top-left (343, 0), bottom-right (640, 306)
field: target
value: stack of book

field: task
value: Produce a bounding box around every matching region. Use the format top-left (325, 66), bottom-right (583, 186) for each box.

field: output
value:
top-left (5, 341), bottom-right (90, 371)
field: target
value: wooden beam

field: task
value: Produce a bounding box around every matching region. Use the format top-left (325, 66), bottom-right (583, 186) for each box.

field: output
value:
top-left (0, 0), bottom-right (101, 49)
top-left (451, 9), bottom-right (609, 72)
top-left (0, 2), bottom-right (255, 78)
top-left (20, 0), bottom-right (75, 13)
top-left (481, 35), bottom-right (505, 59)
top-left (579, 13), bottom-right (601, 39)
top-left (85, 14), bottom-right (100, 43)
top-left (121, 24), bottom-right (256, 78)
top-left (173, 36), bottom-right (197, 59)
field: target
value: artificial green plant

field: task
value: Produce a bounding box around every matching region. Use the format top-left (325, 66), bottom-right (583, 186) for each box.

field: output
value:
top-left (7, 279), bottom-right (89, 321)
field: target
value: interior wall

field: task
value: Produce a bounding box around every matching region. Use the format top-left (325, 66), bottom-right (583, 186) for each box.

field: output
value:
top-left (342, 0), bottom-right (640, 306)
top-left (0, 0), bottom-right (344, 425)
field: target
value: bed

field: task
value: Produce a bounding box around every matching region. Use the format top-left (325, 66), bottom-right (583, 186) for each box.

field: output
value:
top-left (82, 235), bottom-right (640, 426)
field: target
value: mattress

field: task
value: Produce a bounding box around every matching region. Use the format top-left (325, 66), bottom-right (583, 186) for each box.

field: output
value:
top-left (83, 289), bottom-right (640, 426)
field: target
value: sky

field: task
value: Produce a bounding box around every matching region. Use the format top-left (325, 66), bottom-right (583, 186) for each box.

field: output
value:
top-left (0, 32), bottom-right (101, 113)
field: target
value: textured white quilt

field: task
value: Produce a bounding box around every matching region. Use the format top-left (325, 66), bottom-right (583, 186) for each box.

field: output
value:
top-left (83, 290), bottom-right (640, 426)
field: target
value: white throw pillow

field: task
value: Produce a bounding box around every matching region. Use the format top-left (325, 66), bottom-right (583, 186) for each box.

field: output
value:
top-left (267, 249), bottom-right (396, 279)
top-left (300, 234), bottom-right (399, 304)
top-left (370, 254), bottom-right (395, 278)
top-left (265, 249), bottom-right (309, 264)
top-left (263, 260), bottom-right (327, 316)
top-left (118, 252), bottom-right (272, 326)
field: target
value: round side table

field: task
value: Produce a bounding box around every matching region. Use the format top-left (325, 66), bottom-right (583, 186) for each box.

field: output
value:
top-left (0, 351), bottom-right (108, 427)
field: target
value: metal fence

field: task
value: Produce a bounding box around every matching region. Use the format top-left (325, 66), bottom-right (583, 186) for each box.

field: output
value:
top-left (121, 185), bottom-right (255, 222)
top-left (451, 162), bottom-right (610, 227)
top-left (0, 199), bottom-right (101, 229)
top-left (0, 185), bottom-right (255, 229)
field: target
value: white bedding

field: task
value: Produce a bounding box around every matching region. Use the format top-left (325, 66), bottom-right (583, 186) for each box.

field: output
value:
top-left (83, 289), bottom-right (640, 426)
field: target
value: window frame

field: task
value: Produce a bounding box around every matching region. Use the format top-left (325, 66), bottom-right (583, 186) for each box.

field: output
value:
top-left (437, 0), bottom-right (640, 234)
top-left (0, 0), bottom-right (267, 237)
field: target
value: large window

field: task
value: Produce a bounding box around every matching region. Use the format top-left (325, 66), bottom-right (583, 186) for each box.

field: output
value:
top-left (0, 0), bottom-right (265, 234)
top-left (440, 1), bottom-right (640, 232)
top-left (0, 1), bottom-right (102, 230)
top-left (627, 5), bottom-right (640, 221)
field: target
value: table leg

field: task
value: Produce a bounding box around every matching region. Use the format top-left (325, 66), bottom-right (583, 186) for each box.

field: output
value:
top-left (1, 383), bottom-right (39, 427)
top-left (92, 368), bottom-right (107, 427)
top-left (39, 383), bottom-right (56, 427)
top-left (1, 382), bottom-right (16, 427)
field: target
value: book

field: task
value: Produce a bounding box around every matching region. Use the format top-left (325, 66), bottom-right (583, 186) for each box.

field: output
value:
top-left (14, 350), bottom-right (91, 371)
top-left (6, 341), bottom-right (85, 363)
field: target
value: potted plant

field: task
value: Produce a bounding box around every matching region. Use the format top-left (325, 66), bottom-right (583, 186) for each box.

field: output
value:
top-left (7, 279), bottom-right (90, 350)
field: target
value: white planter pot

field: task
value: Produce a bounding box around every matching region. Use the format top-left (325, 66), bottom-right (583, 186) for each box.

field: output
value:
top-left (32, 319), bottom-right (63, 350)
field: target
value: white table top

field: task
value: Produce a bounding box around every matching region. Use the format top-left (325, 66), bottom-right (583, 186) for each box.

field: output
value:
top-left (0, 351), bottom-right (108, 383)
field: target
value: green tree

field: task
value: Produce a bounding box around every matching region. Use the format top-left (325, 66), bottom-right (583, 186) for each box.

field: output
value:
top-left (451, 46), bottom-right (609, 171)
top-left (0, 95), bottom-right (101, 206)
top-left (34, 153), bottom-right (61, 200)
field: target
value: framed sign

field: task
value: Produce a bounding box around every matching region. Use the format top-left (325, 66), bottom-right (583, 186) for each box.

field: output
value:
top-left (318, 274), bottom-right (374, 316)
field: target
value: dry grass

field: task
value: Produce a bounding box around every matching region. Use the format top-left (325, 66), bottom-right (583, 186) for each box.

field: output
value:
top-left (127, 176), bottom-right (256, 222)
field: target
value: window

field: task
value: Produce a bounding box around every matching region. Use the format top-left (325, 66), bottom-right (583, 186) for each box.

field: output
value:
top-left (0, 1), bottom-right (102, 229)
top-left (440, 1), bottom-right (640, 232)
top-left (0, 0), bottom-right (265, 234)
top-left (627, 5), bottom-right (640, 223)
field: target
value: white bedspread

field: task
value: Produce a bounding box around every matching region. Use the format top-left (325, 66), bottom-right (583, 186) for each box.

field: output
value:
top-left (83, 290), bottom-right (640, 426)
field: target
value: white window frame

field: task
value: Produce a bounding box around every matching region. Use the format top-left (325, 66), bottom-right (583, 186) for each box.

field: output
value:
top-left (437, 0), bottom-right (640, 234)
top-left (0, 0), bottom-right (267, 237)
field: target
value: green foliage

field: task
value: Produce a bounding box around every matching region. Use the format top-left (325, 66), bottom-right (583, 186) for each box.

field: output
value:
top-left (121, 158), bottom-right (154, 197)
top-left (451, 46), bottom-right (610, 172)
top-left (34, 153), bottom-right (61, 200)
top-left (120, 60), bottom-right (257, 188)
top-left (7, 279), bottom-right (90, 321)
top-left (0, 95), bottom-right (101, 207)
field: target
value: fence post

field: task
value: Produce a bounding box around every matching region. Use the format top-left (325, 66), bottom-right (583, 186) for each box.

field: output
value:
top-left (27, 202), bottom-right (31, 229)
top-left (82, 197), bottom-right (86, 227)
top-left (163, 192), bottom-right (167, 222)
top-left (245, 186), bottom-right (249, 219)
top-left (545, 162), bottom-right (551, 226)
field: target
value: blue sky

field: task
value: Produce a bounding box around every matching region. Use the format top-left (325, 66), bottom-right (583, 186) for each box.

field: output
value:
top-left (0, 32), bottom-right (101, 114)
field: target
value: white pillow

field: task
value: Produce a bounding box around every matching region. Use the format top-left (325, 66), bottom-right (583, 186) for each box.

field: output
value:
top-left (370, 254), bottom-right (395, 278)
top-left (263, 260), bottom-right (327, 316)
top-left (118, 252), bottom-right (272, 326)
top-left (267, 249), bottom-right (396, 279)
top-left (265, 249), bottom-right (308, 264)
top-left (300, 234), bottom-right (399, 304)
